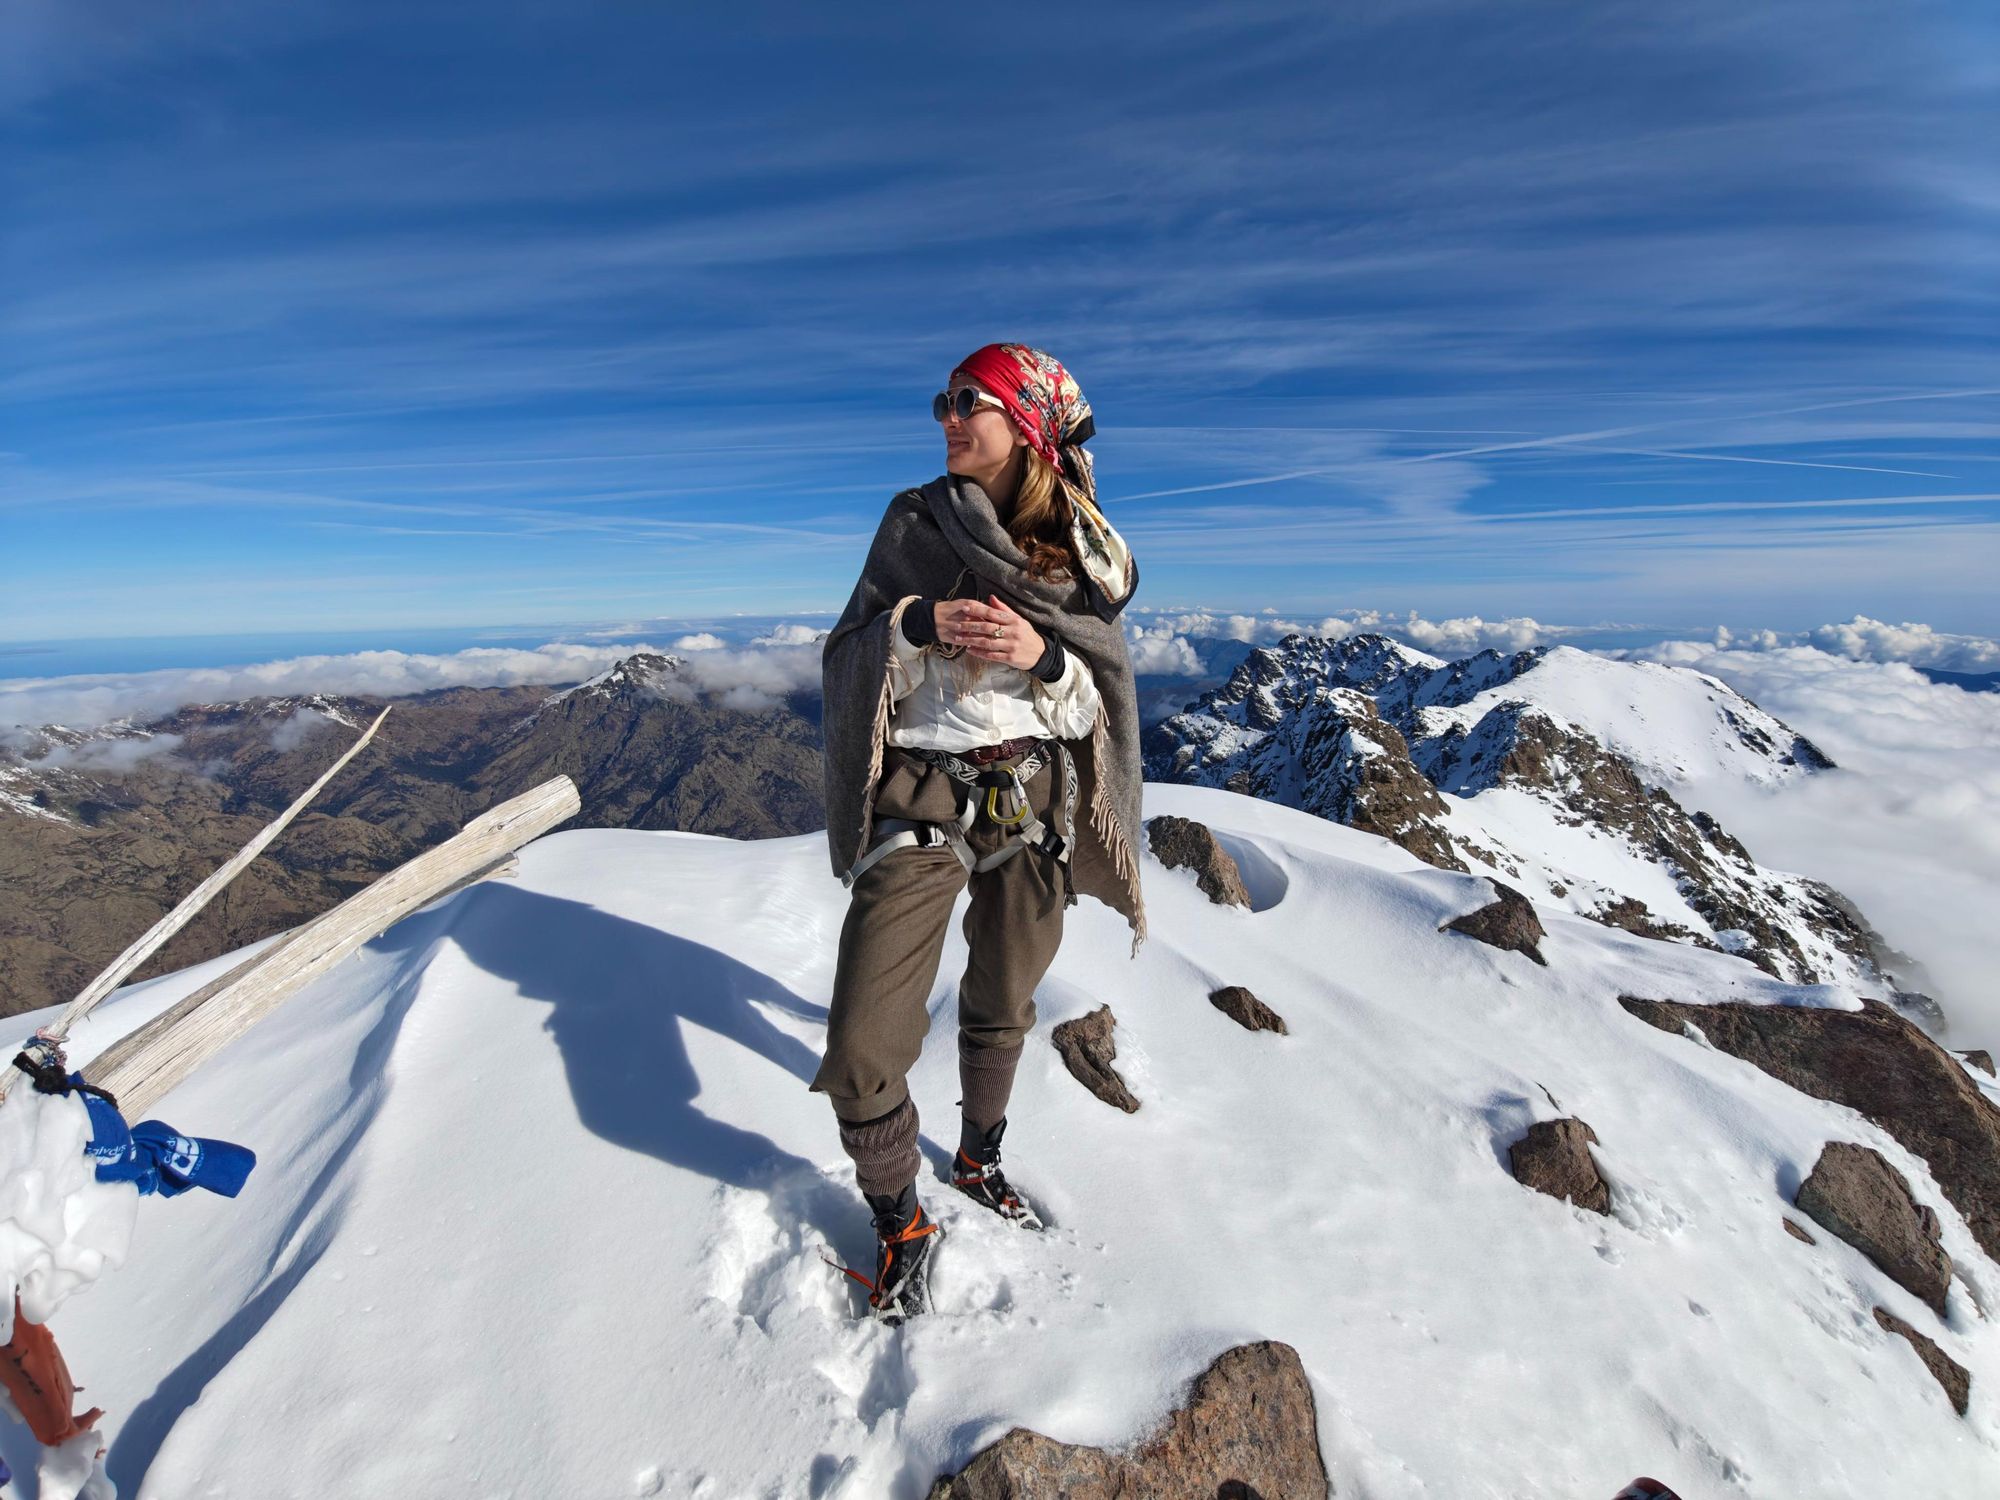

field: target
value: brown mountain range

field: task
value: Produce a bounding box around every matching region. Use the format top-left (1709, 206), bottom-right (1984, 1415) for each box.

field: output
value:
top-left (0, 654), bottom-right (824, 1016)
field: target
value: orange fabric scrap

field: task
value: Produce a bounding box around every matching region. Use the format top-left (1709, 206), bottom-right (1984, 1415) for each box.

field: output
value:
top-left (0, 1295), bottom-right (101, 1446)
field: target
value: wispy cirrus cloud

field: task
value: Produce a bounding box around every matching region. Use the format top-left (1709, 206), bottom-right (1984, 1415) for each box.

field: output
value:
top-left (6, 1), bottom-right (1995, 640)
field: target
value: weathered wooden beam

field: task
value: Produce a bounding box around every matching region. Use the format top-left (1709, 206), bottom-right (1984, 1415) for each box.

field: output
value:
top-left (16, 707), bottom-right (392, 1081)
top-left (82, 776), bottom-right (578, 1118)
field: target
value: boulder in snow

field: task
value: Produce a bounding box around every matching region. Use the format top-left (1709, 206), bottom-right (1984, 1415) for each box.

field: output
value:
top-left (1872, 1306), bottom-right (1970, 1415)
top-left (1208, 985), bottom-right (1287, 1036)
top-left (1782, 1218), bottom-right (1818, 1245)
top-left (1960, 1050), bottom-right (1995, 1078)
top-left (1145, 815), bottom-right (1250, 908)
top-left (1509, 1118), bottom-right (1610, 1215)
top-left (926, 1339), bottom-right (1329, 1499)
top-left (1618, 995), bottom-right (2000, 1267)
top-left (1050, 1005), bottom-right (1141, 1113)
top-left (1442, 880), bottom-right (1547, 966)
top-left (1794, 1142), bottom-right (1951, 1318)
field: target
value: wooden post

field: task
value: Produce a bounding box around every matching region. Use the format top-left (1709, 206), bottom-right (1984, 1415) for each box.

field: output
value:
top-left (5, 707), bottom-right (392, 1093)
top-left (82, 776), bottom-right (578, 1118)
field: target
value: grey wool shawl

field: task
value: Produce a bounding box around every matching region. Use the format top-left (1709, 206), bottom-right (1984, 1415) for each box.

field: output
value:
top-left (821, 472), bottom-right (1147, 954)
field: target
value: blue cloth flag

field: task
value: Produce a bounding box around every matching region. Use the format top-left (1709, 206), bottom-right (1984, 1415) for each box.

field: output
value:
top-left (76, 1078), bottom-right (256, 1199)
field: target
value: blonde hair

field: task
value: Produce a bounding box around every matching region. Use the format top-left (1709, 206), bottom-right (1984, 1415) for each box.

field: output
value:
top-left (1011, 449), bottom-right (1079, 583)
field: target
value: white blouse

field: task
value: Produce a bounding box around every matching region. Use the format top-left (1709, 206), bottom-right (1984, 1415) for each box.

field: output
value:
top-left (885, 606), bottom-right (1101, 751)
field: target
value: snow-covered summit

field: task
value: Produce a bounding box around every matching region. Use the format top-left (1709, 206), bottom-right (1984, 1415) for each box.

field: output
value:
top-left (1406, 644), bottom-right (1834, 790)
top-left (538, 650), bottom-right (687, 709)
top-left (12, 784), bottom-right (1994, 1497)
top-left (1147, 636), bottom-right (1881, 995)
top-left (1177, 635), bottom-right (1832, 790)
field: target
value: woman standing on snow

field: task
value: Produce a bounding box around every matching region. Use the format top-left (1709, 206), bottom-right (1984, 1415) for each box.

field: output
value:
top-left (813, 342), bottom-right (1146, 1324)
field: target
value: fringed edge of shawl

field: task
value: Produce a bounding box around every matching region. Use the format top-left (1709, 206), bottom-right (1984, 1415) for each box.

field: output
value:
top-left (1087, 707), bottom-right (1148, 957)
top-left (850, 595), bottom-right (921, 877)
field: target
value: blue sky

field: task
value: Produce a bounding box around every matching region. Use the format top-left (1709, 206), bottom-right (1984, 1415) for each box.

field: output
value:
top-left (4, 0), bottom-right (1997, 649)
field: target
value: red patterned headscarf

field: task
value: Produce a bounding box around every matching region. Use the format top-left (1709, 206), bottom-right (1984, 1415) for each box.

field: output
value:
top-left (949, 342), bottom-right (1135, 614)
top-left (950, 342), bottom-right (1093, 471)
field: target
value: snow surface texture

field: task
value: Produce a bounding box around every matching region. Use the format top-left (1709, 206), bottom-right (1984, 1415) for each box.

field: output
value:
top-left (4, 786), bottom-right (1997, 1497)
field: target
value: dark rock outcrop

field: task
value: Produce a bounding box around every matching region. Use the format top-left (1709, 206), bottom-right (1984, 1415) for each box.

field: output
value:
top-left (1587, 896), bottom-right (1717, 952)
top-left (1509, 1118), bottom-right (1610, 1214)
top-left (1285, 693), bottom-right (1466, 872)
top-left (1442, 880), bottom-right (1548, 966)
top-left (1146, 816), bottom-right (1251, 908)
top-left (1873, 1307), bottom-right (1970, 1415)
top-left (1618, 996), bottom-right (2000, 1265)
top-left (1209, 985), bottom-right (1287, 1035)
top-left (1794, 1143), bottom-right (1951, 1317)
top-left (1051, 1005), bottom-right (1141, 1113)
top-left (1145, 659), bottom-right (1465, 874)
top-left (1961, 1050), bottom-right (1996, 1078)
top-left (927, 1340), bottom-right (1329, 1499)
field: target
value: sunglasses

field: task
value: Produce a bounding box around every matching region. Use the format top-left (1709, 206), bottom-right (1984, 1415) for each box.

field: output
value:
top-left (932, 386), bottom-right (1009, 423)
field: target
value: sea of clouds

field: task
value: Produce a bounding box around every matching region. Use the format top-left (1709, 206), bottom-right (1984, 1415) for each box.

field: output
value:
top-left (1613, 636), bottom-right (2000, 1053)
top-left (0, 631), bottom-right (839, 732)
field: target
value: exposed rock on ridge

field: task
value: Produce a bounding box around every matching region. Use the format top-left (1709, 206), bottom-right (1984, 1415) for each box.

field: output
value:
top-left (1619, 995), bottom-right (2000, 1265)
top-left (1795, 1142), bottom-right (1952, 1317)
top-left (927, 1340), bottom-right (1329, 1499)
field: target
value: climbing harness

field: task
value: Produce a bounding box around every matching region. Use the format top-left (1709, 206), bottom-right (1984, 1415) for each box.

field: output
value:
top-left (841, 736), bottom-right (1079, 890)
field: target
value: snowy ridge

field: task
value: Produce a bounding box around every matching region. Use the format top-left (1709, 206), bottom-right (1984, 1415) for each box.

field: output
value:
top-left (1147, 636), bottom-right (1878, 993)
top-left (538, 651), bottom-right (685, 707)
top-left (0, 769), bottom-right (72, 823)
top-left (1403, 646), bottom-right (1833, 790)
top-left (1167, 636), bottom-right (1831, 792)
top-left (9, 786), bottom-right (1995, 1497)
top-left (254, 693), bottom-right (362, 730)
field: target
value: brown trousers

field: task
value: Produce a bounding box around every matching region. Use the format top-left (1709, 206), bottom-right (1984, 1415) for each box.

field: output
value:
top-left (811, 743), bottom-right (1068, 1133)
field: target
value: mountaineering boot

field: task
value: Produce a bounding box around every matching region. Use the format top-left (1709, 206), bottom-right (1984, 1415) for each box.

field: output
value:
top-left (848, 1181), bottom-right (941, 1325)
top-left (952, 1116), bottom-right (1044, 1230)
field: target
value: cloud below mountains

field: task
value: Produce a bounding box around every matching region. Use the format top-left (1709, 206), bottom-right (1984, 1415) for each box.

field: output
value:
top-left (0, 643), bottom-right (680, 730)
top-left (1127, 608), bottom-right (1593, 671)
top-left (1714, 616), bottom-right (2000, 673)
top-left (28, 732), bottom-right (189, 775)
top-left (1624, 639), bottom-right (2000, 1051)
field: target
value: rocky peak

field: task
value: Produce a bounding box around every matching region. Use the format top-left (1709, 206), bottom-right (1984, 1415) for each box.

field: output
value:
top-left (541, 652), bottom-right (686, 710)
top-left (1148, 633), bottom-right (1890, 996)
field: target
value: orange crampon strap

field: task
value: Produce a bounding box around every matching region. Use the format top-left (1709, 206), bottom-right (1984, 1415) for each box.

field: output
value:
top-left (952, 1153), bottom-right (1019, 1205)
top-left (819, 1208), bottom-right (939, 1305)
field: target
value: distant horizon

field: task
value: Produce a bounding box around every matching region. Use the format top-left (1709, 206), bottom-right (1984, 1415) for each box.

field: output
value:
top-left (1, 608), bottom-right (1976, 688)
top-left (8, 4), bottom-right (1996, 642)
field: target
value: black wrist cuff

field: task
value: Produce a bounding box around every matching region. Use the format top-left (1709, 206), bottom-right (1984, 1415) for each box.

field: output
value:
top-left (1031, 635), bottom-right (1066, 683)
top-left (901, 599), bottom-right (939, 646)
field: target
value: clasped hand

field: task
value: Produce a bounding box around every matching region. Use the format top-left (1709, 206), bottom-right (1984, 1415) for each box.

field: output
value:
top-left (936, 594), bottom-right (1045, 671)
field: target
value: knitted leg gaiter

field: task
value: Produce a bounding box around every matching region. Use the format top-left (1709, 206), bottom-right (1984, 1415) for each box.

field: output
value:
top-left (957, 1034), bottom-right (1024, 1134)
top-left (837, 1096), bottom-right (921, 1200)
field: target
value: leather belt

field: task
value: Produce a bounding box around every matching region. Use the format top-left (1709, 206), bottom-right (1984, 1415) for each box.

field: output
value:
top-left (963, 736), bottom-right (1041, 764)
